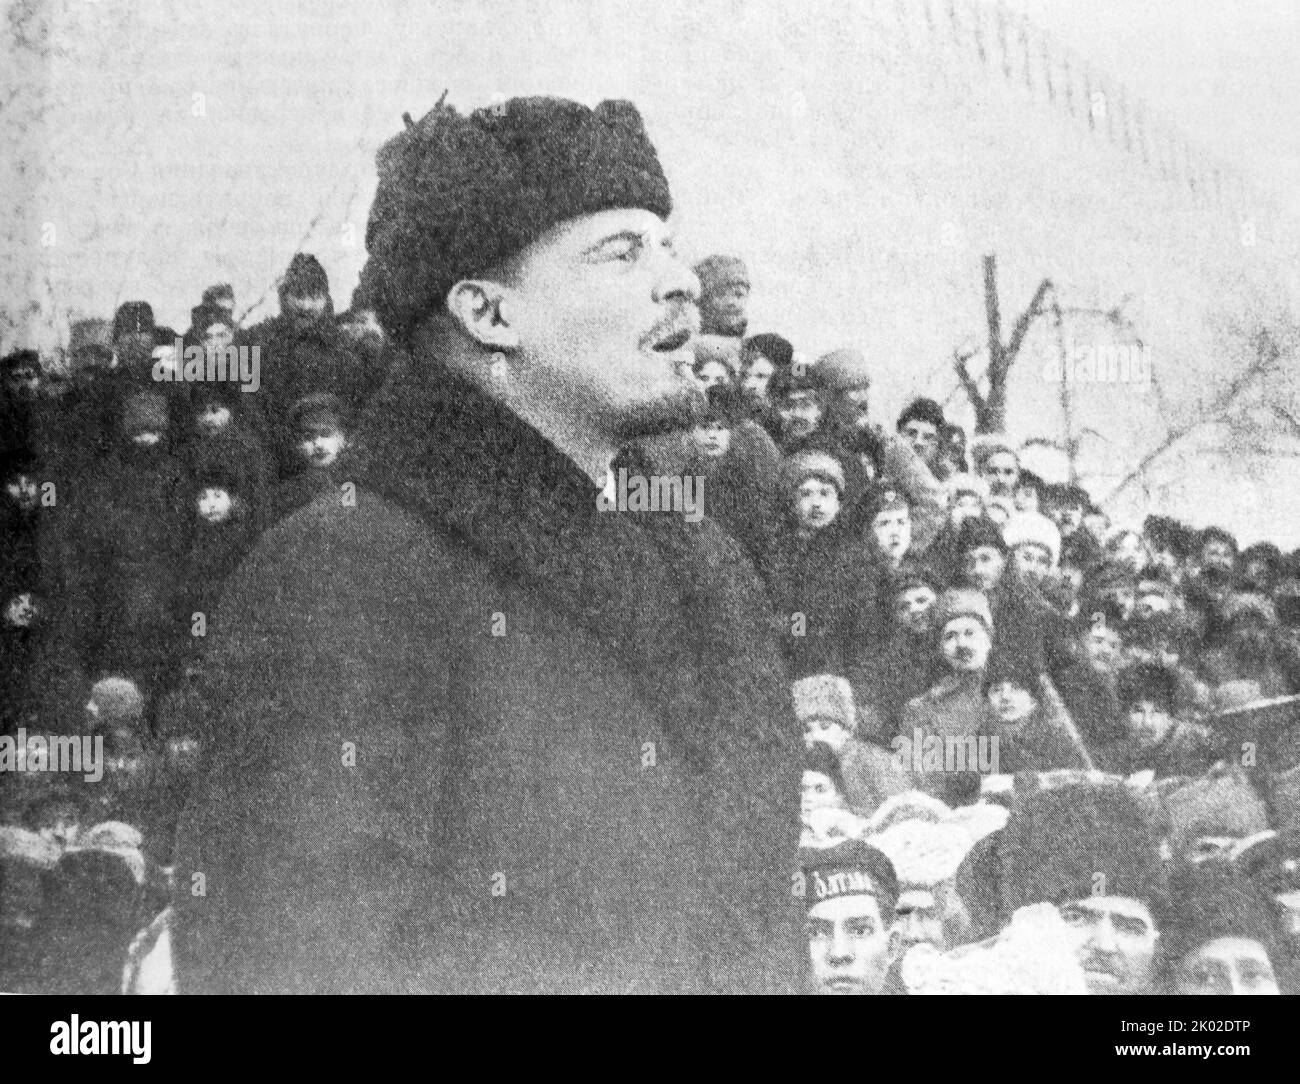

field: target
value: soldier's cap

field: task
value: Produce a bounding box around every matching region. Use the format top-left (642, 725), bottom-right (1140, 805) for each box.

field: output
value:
top-left (693, 254), bottom-right (749, 292)
top-left (799, 839), bottom-right (900, 916)
top-left (361, 94), bottom-right (672, 346)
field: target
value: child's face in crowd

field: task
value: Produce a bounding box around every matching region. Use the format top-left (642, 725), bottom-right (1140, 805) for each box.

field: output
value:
top-left (804, 716), bottom-right (851, 755)
top-left (1175, 936), bottom-right (1280, 996)
top-left (1148, 544), bottom-right (1179, 578)
top-left (801, 770), bottom-right (842, 817)
top-left (963, 545), bottom-right (1006, 592)
top-left (1199, 539), bottom-right (1235, 575)
top-left (987, 680), bottom-right (1037, 724)
top-left (794, 479), bottom-right (840, 531)
top-left (1111, 531), bottom-right (1148, 574)
top-left (298, 423), bottom-right (346, 468)
top-left (950, 494), bottom-right (983, 526)
top-left (196, 402), bottom-right (233, 432)
top-left (694, 360), bottom-right (730, 391)
top-left (5, 591), bottom-right (38, 628)
top-left (980, 452), bottom-right (1019, 497)
top-left (894, 585), bottom-right (937, 635)
top-left (1050, 502), bottom-right (1083, 535)
top-left (1125, 698), bottom-right (1174, 747)
top-left (900, 419), bottom-right (939, 465)
top-left (779, 390), bottom-right (822, 441)
top-left (1012, 543), bottom-right (1052, 583)
top-left (1059, 896), bottom-right (1158, 995)
top-left (201, 321), bottom-right (234, 355)
top-left (940, 617), bottom-right (991, 673)
top-left (5, 472), bottom-right (39, 512)
top-left (1013, 484), bottom-right (1040, 513)
top-left (806, 893), bottom-right (895, 995)
top-left (1084, 624), bottom-right (1123, 674)
top-left (5, 362), bottom-right (40, 399)
top-left (197, 485), bottom-right (234, 525)
top-left (692, 419), bottom-right (731, 458)
top-left (740, 355), bottom-right (774, 400)
top-left (836, 387), bottom-right (871, 432)
top-left (872, 507), bottom-right (911, 563)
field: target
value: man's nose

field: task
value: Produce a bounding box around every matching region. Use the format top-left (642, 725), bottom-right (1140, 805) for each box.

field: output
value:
top-left (828, 926), bottom-right (853, 961)
top-left (1089, 915), bottom-right (1117, 951)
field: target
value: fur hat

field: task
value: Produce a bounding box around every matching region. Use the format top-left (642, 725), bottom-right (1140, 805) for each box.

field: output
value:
top-left (1143, 514), bottom-right (1194, 557)
top-left (996, 779), bottom-right (1169, 914)
top-left (945, 472), bottom-right (989, 505)
top-left (201, 282), bottom-right (235, 307)
top-left (281, 252), bottom-right (330, 299)
top-left (741, 332), bottom-right (794, 372)
top-left (1003, 512), bottom-right (1061, 568)
top-left (783, 449), bottom-right (846, 496)
top-left (814, 347), bottom-right (871, 391)
top-left (970, 434), bottom-right (1019, 472)
top-left (693, 254), bottom-right (749, 293)
top-left (1117, 662), bottom-right (1178, 712)
top-left (804, 743), bottom-right (847, 798)
top-left (190, 302), bottom-right (234, 336)
top-left (799, 839), bottom-right (900, 916)
top-left (896, 397), bottom-right (945, 433)
top-left (792, 674), bottom-right (856, 733)
top-left (362, 95), bottom-right (672, 345)
top-left (112, 301), bottom-right (154, 339)
top-left (288, 391), bottom-right (346, 435)
top-left (954, 515), bottom-right (1007, 557)
top-left (1161, 765), bottom-right (1270, 855)
top-left (934, 588), bottom-right (993, 633)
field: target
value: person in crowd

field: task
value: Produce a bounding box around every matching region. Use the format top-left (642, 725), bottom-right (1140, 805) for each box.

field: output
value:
top-left (186, 381), bottom-right (273, 518)
top-left (768, 360), bottom-right (828, 453)
top-left (691, 335), bottom-right (739, 391)
top-left (760, 448), bottom-right (885, 676)
top-left (736, 333), bottom-right (790, 440)
top-left (963, 779), bottom-right (1171, 994)
top-left (800, 839), bottom-right (901, 995)
top-left (984, 660), bottom-right (1090, 772)
top-left (939, 422), bottom-right (968, 477)
top-left (1156, 864), bottom-right (1288, 994)
top-left (173, 94), bottom-right (803, 995)
top-left (259, 391), bottom-right (352, 530)
top-left (1013, 468), bottom-right (1046, 514)
top-left (1100, 663), bottom-right (1221, 778)
top-left (970, 434), bottom-right (1020, 500)
top-left (1195, 591), bottom-right (1300, 696)
top-left (846, 566), bottom-right (945, 741)
top-left (869, 488), bottom-right (915, 571)
top-left (1106, 525), bottom-right (1151, 577)
top-left (1143, 513), bottom-right (1194, 586)
top-left (59, 390), bottom-right (191, 701)
top-left (684, 383), bottom-right (781, 564)
top-left (693, 254), bottom-right (750, 338)
top-left (795, 674), bottom-right (909, 818)
top-left (895, 398), bottom-right (947, 480)
top-left (1239, 541), bottom-right (1283, 595)
top-left (1003, 510), bottom-right (1061, 589)
top-left (110, 301), bottom-right (156, 376)
top-left (900, 588), bottom-right (998, 805)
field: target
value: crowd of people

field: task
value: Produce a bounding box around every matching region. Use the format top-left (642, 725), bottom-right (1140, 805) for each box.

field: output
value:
top-left (3, 98), bottom-right (1300, 996)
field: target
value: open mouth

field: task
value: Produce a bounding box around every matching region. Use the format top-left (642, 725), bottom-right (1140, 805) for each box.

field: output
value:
top-left (650, 328), bottom-right (691, 353)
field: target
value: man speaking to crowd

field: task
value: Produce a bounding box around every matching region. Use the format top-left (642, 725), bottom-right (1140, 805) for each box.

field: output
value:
top-left (172, 95), bottom-right (803, 993)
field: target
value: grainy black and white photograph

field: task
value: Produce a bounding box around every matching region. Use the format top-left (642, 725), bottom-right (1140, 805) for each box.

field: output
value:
top-left (2, 0), bottom-right (1299, 1046)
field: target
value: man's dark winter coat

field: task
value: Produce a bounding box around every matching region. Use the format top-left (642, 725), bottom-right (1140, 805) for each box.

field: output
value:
top-left (172, 361), bottom-right (803, 994)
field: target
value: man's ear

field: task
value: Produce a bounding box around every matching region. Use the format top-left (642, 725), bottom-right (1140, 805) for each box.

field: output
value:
top-left (445, 279), bottom-right (519, 351)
